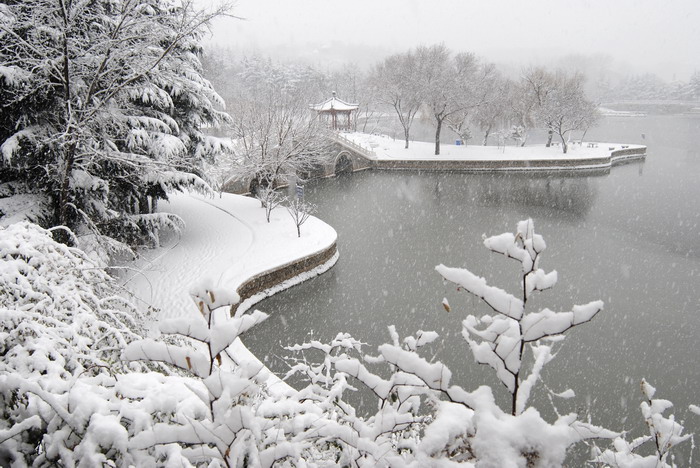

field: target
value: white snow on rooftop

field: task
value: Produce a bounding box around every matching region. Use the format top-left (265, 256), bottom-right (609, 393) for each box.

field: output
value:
top-left (311, 92), bottom-right (359, 112)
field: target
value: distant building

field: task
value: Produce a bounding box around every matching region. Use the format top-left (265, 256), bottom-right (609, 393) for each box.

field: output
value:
top-left (311, 92), bottom-right (358, 131)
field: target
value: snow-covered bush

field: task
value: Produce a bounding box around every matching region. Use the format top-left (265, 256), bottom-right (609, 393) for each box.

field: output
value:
top-left (286, 327), bottom-right (616, 467)
top-left (2, 219), bottom-right (694, 467)
top-left (593, 380), bottom-right (694, 467)
top-left (123, 286), bottom-right (363, 467)
top-left (0, 222), bottom-right (151, 465)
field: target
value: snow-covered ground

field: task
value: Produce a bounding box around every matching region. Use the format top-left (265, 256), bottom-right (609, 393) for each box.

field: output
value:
top-left (344, 132), bottom-right (644, 161)
top-left (118, 192), bottom-right (337, 395)
top-left (120, 192), bottom-right (337, 321)
top-left (598, 107), bottom-right (647, 117)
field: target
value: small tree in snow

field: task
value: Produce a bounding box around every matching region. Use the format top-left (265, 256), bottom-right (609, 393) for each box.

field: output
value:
top-left (509, 125), bottom-right (527, 147)
top-left (285, 197), bottom-right (316, 238)
top-left (256, 186), bottom-right (284, 223)
top-left (436, 219), bottom-right (603, 416)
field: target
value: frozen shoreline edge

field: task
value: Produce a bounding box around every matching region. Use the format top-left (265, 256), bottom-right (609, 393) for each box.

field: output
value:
top-left (228, 242), bottom-right (339, 396)
top-left (370, 145), bottom-right (647, 172)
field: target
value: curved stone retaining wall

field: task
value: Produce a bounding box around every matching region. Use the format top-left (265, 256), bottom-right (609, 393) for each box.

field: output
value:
top-left (373, 146), bottom-right (646, 172)
top-left (609, 147), bottom-right (648, 166)
top-left (233, 242), bottom-right (337, 314)
top-left (224, 144), bottom-right (646, 195)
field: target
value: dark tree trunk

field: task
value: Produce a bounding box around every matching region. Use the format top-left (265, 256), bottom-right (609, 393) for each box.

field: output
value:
top-left (404, 127), bottom-right (410, 149)
top-left (483, 125), bottom-right (492, 146)
top-left (139, 194), bottom-right (151, 214)
top-left (56, 143), bottom-right (76, 226)
top-left (55, 4), bottom-right (75, 243)
top-left (435, 118), bottom-right (442, 156)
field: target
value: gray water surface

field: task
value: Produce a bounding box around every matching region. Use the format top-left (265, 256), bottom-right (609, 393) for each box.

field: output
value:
top-left (243, 115), bottom-right (700, 462)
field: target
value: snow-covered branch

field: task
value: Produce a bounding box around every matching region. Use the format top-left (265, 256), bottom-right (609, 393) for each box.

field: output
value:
top-left (437, 219), bottom-right (603, 416)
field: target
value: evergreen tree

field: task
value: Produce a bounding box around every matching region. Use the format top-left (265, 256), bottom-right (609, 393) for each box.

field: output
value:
top-left (0, 0), bottom-right (230, 259)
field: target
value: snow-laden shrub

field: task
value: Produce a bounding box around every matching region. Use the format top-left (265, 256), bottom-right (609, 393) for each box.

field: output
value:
top-left (285, 327), bottom-right (617, 467)
top-left (123, 285), bottom-right (346, 467)
top-left (0, 222), bottom-right (151, 465)
top-left (278, 220), bottom-right (617, 466)
top-left (2, 219), bottom-right (695, 467)
top-left (0, 222), bottom-right (148, 373)
top-left (593, 379), bottom-right (694, 467)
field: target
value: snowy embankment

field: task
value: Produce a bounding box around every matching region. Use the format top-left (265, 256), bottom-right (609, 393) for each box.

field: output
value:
top-left (120, 192), bottom-right (337, 394)
top-left (344, 132), bottom-right (645, 167)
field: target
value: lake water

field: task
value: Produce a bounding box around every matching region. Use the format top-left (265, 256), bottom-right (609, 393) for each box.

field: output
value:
top-left (243, 115), bottom-right (700, 463)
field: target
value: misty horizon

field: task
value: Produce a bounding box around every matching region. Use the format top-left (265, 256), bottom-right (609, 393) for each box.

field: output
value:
top-left (201, 0), bottom-right (700, 82)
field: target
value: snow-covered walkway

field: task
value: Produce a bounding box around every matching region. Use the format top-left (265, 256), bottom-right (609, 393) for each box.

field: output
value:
top-left (344, 132), bottom-right (645, 162)
top-left (120, 192), bottom-right (337, 321)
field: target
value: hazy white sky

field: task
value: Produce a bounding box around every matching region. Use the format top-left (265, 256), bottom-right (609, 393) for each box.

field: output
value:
top-left (205, 0), bottom-right (700, 80)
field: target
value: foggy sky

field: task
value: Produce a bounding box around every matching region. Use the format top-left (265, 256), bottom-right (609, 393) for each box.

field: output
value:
top-left (204, 0), bottom-right (699, 80)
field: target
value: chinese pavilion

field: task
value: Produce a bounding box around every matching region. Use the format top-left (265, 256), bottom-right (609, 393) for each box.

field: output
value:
top-left (311, 92), bottom-right (359, 131)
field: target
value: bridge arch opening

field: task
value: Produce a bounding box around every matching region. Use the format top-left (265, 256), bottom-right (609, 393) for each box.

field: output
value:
top-left (335, 152), bottom-right (353, 175)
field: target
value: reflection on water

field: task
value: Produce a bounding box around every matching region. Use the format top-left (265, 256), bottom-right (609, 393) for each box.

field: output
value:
top-left (438, 172), bottom-right (599, 219)
top-left (243, 115), bottom-right (700, 464)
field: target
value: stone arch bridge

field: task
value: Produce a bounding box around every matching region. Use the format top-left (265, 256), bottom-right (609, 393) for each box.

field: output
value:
top-left (228, 133), bottom-right (376, 194)
top-left (319, 133), bottom-right (375, 176)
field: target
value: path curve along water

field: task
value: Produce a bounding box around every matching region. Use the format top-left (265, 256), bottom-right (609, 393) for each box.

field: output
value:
top-left (121, 192), bottom-right (338, 394)
top-left (340, 133), bottom-right (646, 172)
top-left (123, 192), bottom-right (337, 321)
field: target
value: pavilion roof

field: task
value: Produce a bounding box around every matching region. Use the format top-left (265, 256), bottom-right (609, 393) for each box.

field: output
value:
top-left (311, 92), bottom-right (359, 112)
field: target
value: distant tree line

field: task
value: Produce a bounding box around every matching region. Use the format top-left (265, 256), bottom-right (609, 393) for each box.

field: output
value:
top-left (598, 71), bottom-right (700, 102)
top-left (366, 44), bottom-right (600, 155)
top-left (199, 44), bottom-right (602, 202)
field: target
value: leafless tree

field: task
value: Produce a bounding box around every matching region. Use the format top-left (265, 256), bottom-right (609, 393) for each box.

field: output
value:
top-left (256, 186), bottom-right (284, 223)
top-left (473, 74), bottom-right (511, 146)
top-left (368, 51), bottom-right (423, 149)
top-left (444, 61), bottom-right (498, 146)
top-left (285, 197), bottom-right (316, 237)
top-left (226, 57), bottom-right (333, 191)
top-left (506, 79), bottom-right (537, 147)
top-left (417, 45), bottom-right (494, 155)
top-left (525, 69), bottom-right (600, 153)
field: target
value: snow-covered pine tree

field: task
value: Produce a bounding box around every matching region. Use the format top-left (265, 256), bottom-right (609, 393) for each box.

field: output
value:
top-left (0, 0), bottom-right (230, 260)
